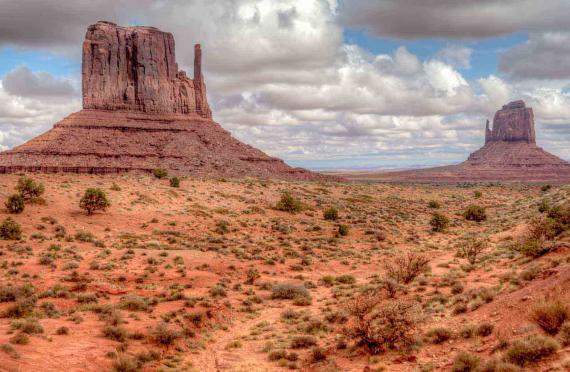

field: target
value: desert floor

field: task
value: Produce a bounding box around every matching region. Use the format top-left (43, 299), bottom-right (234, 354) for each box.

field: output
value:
top-left (0, 174), bottom-right (569, 372)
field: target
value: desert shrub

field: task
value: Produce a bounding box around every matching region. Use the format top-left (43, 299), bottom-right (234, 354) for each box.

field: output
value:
top-left (452, 352), bottom-right (480, 372)
top-left (480, 359), bottom-right (521, 372)
top-left (311, 347), bottom-right (327, 362)
top-left (290, 335), bottom-right (317, 349)
top-left (336, 275), bottom-right (356, 284)
top-left (9, 333), bottom-right (29, 345)
top-left (504, 335), bottom-right (559, 366)
top-left (425, 327), bottom-right (453, 344)
top-left (527, 216), bottom-right (561, 240)
top-left (379, 278), bottom-right (399, 298)
top-left (430, 213), bottom-right (449, 232)
top-left (169, 177), bottom-right (180, 188)
top-left (3, 297), bottom-right (36, 318)
top-left (477, 322), bottom-right (494, 337)
top-left (474, 190), bottom-right (483, 198)
top-left (0, 218), bottom-right (22, 240)
top-left (0, 284), bottom-right (34, 302)
top-left (16, 177), bottom-right (45, 201)
top-left (384, 252), bottom-right (429, 284)
top-left (5, 194), bottom-right (24, 214)
top-left (337, 224), bottom-right (349, 236)
top-left (275, 192), bottom-right (303, 213)
top-left (512, 238), bottom-right (551, 258)
top-left (112, 353), bottom-right (139, 372)
top-left (118, 295), bottom-right (151, 312)
top-left (214, 220), bottom-right (229, 235)
top-left (56, 326), bottom-right (70, 335)
top-left (428, 200), bottom-right (441, 209)
top-left (529, 298), bottom-right (570, 335)
top-left (538, 199), bottom-right (550, 213)
top-left (559, 322), bottom-right (570, 346)
top-left (103, 325), bottom-right (127, 342)
top-left (323, 207), bottom-right (338, 221)
top-left (79, 188), bottom-right (110, 215)
top-left (76, 293), bottom-right (98, 304)
top-left (13, 318), bottom-right (43, 334)
top-left (271, 283), bottom-right (310, 301)
top-left (345, 295), bottom-right (420, 354)
top-left (460, 324), bottom-right (476, 339)
top-left (245, 267), bottom-right (260, 285)
top-left (458, 238), bottom-right (486, 265)
top-left (153, 168), bottom-right (168, 179)
top-left (151, 322), bottom-right (180, 346)
top-left (464, 205), bottom-right (486, 222)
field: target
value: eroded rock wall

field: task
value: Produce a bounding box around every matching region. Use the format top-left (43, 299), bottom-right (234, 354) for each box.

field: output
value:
top-left (82, 21), bottom-right (211, 118)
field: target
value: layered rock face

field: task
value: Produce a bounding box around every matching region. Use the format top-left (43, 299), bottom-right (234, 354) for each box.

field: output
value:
top-left (82, 21), bottom-right (211, 118)
top-left (350, 101), bottom-right (570, 182)
top-left (0, 21), bottom-right (333, 181)
top-left (485, 100), bottom-right (535, 144)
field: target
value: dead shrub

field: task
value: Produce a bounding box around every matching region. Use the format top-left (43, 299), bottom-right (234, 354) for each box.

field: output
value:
top-left (384, 252), bottom-right (430, 284)
top-left (344, 294), bottom-right (420, 354)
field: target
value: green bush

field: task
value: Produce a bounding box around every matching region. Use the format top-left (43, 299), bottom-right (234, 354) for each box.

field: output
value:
top-left (153, 168), bottom-right (168, 179)
top-left (464, 205), bottom-right (487, 222)
top-left (79, 188), bottom-right (110, 215)
top-left (430, 213), bottom-right (449, 232)
top-left (504, 336), bottom-right (559, 366)
top-left (337, 224), bottom-right (349, 236)
top-left (169, 177), bottom-right (180, 188)
top-left (513, 238), bottom-right (551, 258)
top-left (428, 200), bottom-right (441, 209)
top-left (275, 192), bottom-right (303, 213)
top-left (452, 351), bottom-right (480, 372)
top-left (16, 177), bottom-right (44, 201)
top-left (5, 194), bottom-right (24, 214)
top-left (0, 218), bottom-right (22, 240)
top-left (323, 207), bottom-right (339, 221)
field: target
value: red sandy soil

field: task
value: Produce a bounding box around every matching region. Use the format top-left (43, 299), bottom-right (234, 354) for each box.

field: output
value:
top-left (0, 174), bottom-right (569, 371)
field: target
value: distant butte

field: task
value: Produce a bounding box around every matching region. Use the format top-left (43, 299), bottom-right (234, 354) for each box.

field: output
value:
top-left (345, 100), bottom-right (570, 182)
top-left (0, 21), bottom-right (336, 181)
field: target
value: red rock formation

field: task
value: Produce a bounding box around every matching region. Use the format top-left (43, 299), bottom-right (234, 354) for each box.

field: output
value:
top-left (345, 101), bottom-right (570, 183)
top-left (485, 100), bottom-right (535, 144)
top-left (0, 21), bottom-right (336, 181)
top-left (82, 21), bottom-right (211, 118)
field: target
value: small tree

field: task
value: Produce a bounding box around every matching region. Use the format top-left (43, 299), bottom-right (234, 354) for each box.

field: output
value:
top-left (463, 205), bottom-right (487, 222)
top-left (5, 194), bottom-right (25, 214)
top-left (430, 213), bottom-right (449, 232)
top-left (169, 177), bottom-right (180, 188)
top-left (79, 188), bottom-right (110, 215)
top-left (0, 217), bottom-right (22, 240)
top-left (16, 177), bottom-right (45, 201)
top-left (153, 168), bottom-right (168, 179)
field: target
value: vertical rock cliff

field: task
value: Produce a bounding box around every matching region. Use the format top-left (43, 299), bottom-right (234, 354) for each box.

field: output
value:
top-left (82, 21), bottom-right (211, 118)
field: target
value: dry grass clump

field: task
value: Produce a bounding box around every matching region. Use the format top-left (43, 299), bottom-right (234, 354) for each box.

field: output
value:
top-left (503, 335), bottom-right (559, 366)
top-left (271, 283), bottom-right (311, 301)
top-left (452, 351), bottom-right (480, 372)
top-left (529, 297), bottom-right (570, 335)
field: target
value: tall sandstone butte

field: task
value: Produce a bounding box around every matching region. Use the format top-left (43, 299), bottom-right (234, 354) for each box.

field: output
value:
top-left (347, 100), bottom-right (570, 182)
top-left (0, 21), bottom-right (334, 181)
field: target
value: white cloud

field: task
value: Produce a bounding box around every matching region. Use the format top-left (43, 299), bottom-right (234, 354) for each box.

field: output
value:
top-left (435, 46), bottom-right (473, 69)
top-left (1, 0), bottom-right (570, 168)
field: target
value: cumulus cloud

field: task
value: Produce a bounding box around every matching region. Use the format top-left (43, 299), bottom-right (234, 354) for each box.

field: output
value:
top-left (1, 0), bottom-right (570, 168)
top-left (3, 66), bottom-right (76, 98)
top-left (499, 32), bottom-right (570, 80)
top-left (435, 46), bottom-right (473, 69)
top-left (340, 0), bottom-right (570, 39)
